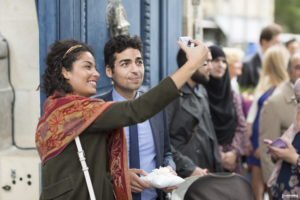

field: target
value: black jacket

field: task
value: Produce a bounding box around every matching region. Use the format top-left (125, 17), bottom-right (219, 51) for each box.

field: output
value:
top-left (166, 84), bottom-right (223, 177)
top-left (238, 52), bottom-right (262, 88)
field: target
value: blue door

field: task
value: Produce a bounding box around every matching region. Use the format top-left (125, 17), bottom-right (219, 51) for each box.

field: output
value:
top-left (37, 0), bottom-right (182, 107)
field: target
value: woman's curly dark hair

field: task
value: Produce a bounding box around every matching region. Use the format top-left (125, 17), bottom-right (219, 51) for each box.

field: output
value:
top-left (41, 39), bottom-right (94, 97)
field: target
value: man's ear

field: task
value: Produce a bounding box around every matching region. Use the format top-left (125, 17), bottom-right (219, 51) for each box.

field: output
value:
top-left (261, 39), bottom-right (268, 49)
top-left (61, 67), bottom-right (70, 80)
top-left (106, 65), bottom-right (113, 78)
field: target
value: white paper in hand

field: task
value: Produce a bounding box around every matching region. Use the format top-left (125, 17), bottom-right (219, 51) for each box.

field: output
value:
top-left (140, 167), bottom-right (185, 188)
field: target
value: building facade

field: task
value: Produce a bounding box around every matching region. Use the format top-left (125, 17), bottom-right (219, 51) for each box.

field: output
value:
top-left (182, 0), bottom-right (274, 47)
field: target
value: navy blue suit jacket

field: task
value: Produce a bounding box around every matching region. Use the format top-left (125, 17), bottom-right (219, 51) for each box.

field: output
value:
top-left (94, 91), bottom-right (176, 170)
top-left (94, 91), bottom-right (175, 200)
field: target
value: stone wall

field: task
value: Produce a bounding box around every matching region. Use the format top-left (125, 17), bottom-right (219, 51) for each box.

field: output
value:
top-left (0, 34), bottom-right (13, 150)
top-left (0, 0), bottom-right (40, 149)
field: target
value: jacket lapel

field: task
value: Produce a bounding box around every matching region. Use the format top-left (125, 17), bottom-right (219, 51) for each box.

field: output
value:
top-left (149, 113), bottom-right (162, 166)
top-left (181, 84), bottom-right (204, 121)
top-left (281, 82), bottom-right (295, 104)
top-left (97, 91), bottom-right (113, 101)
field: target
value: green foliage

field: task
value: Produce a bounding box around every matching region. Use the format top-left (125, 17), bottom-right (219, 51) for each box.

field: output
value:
top-left (275, 0), bottom-right (300, 33)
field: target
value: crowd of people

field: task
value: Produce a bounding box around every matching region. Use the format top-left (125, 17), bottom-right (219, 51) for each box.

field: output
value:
top-left (35, 23), bottom-right (300, 200)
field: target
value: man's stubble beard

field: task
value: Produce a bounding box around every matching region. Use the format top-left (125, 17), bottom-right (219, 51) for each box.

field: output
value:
top-left (191, 71), bottom-right (209, 85)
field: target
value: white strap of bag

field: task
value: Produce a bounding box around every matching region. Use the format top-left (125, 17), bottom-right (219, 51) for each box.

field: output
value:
top-left (75, 136), bottom-right (96, 200)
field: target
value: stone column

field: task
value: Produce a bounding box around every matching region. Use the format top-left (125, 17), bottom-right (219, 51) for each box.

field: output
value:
top-left (0, 0), bottom-right (40, 148)
top-left (0, 33), bottom-right (13, 150)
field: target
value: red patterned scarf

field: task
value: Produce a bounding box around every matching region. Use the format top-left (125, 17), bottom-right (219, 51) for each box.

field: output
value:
top-left (35, 93), bottom-right (132, 200)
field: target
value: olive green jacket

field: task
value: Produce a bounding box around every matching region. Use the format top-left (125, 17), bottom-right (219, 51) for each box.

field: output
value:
top-left (40, 77), bottom-right (180, 200)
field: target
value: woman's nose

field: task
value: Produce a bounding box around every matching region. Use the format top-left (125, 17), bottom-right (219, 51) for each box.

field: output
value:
top-left (94, 69), bottom-right (100, 78)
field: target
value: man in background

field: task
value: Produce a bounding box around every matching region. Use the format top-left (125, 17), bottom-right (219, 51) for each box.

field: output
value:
top-left (166, 49), bottom-right (223, 178)
top-left (238, 24), bottom-right (282, 89)
top-left (285, 38), bottom-right (300, 55)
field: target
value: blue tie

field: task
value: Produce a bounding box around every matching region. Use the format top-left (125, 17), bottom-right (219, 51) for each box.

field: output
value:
top-left (129, 124), bottom-right (141, 200)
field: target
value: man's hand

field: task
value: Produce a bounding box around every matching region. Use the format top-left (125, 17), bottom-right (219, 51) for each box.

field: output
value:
top-left (166, 166), bottom-right (177, 176)
top-left (221, 151), bottom-right (237, 171)
top-left (161, 185), bottom-right (178, 193)
top-left (129, 168), bottom-right (153, 193)
top-left (190, 167), bottom-right (208, 176)
top-left (177, 39), bottom-right (209, 70)
top-left (160, 166), bottom-right (178, 193)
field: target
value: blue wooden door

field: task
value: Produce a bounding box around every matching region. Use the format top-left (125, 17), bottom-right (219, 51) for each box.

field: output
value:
top-left (37, 0), bottom-right (181, 107)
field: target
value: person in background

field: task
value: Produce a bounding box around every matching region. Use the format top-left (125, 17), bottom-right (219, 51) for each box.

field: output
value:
top-left (36, 38), bottom-right (209, 200)
top-left (246, 45), bottom-right (290, 200)
top-left (266, 78), bottom-right (300, 199)
top-left (223, 47), bottom-right (252, 175)
top-left (223, 47), bottom-right (252, 117)
top-left (285, 38), bottom-right (300, 55)
top-left (94, 34), bottom-right (177, 200)
top-left (223, 47), bottom-right (244, 95)
top-left (166, 48), bottom-right (223, 178)
top-left (205, 45), bottom-right (248, 174)
top-left (259, 53), bottom-right (300, 198)
top-left (238, 24), bottom-right (282, 90)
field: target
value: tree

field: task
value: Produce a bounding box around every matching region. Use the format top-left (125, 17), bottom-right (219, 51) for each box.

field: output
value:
top-left (275, 0), bottom-right (300, 33)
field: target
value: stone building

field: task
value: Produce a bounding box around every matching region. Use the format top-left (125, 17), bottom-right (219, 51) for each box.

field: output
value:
top-left (182, 0), bottom-right (274, 47)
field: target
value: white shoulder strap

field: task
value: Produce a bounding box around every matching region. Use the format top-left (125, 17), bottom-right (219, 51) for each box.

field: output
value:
top-left (75, 136), bottom-right (96, 200)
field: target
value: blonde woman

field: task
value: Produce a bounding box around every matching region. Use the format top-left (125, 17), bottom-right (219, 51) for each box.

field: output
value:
top-left (224, 47), bottom-right (253, 118)
top-left (247, 45), bottom-right (290, 200)
top-left (223, 47), bottom-right (244, 95)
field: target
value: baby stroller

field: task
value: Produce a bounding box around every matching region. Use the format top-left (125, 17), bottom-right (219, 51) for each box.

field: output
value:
top-left (171, 172), bottom-right (254, 200)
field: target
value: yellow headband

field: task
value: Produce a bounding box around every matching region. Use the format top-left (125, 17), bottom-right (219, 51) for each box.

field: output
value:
top-left (62, 44), bottom-right (82, 59)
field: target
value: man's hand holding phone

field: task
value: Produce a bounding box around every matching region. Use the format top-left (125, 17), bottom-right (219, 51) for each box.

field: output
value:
top-left (179, 36), bottom-right (195, 47)
top-left (177, 37), bottom-right (208, 71)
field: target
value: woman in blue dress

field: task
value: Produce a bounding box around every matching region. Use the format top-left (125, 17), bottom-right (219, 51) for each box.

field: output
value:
top-left (246, 45), bottom-right (289, 200)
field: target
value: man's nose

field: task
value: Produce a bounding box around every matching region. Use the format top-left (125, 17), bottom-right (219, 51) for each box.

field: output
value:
top-left (130, 64), bottom-right (139, 72)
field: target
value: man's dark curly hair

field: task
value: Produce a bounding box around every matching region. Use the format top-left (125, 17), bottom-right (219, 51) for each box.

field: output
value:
top-left (41, 39), bottom-right (94, 97)
top-left (104, 34), bottom-right (143, 72)
top-left (176, 49), bottom-right (187, 69)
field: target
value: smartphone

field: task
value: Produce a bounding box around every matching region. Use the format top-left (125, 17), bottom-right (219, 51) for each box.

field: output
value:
top-left (265, 138), bottom-right (287, 154)
top-left (179, 36), bottom-right (194, 47)
top-left (263, 139), bottom-right (272, 145)
top-left (271, 138), bottom-right (287, 148)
